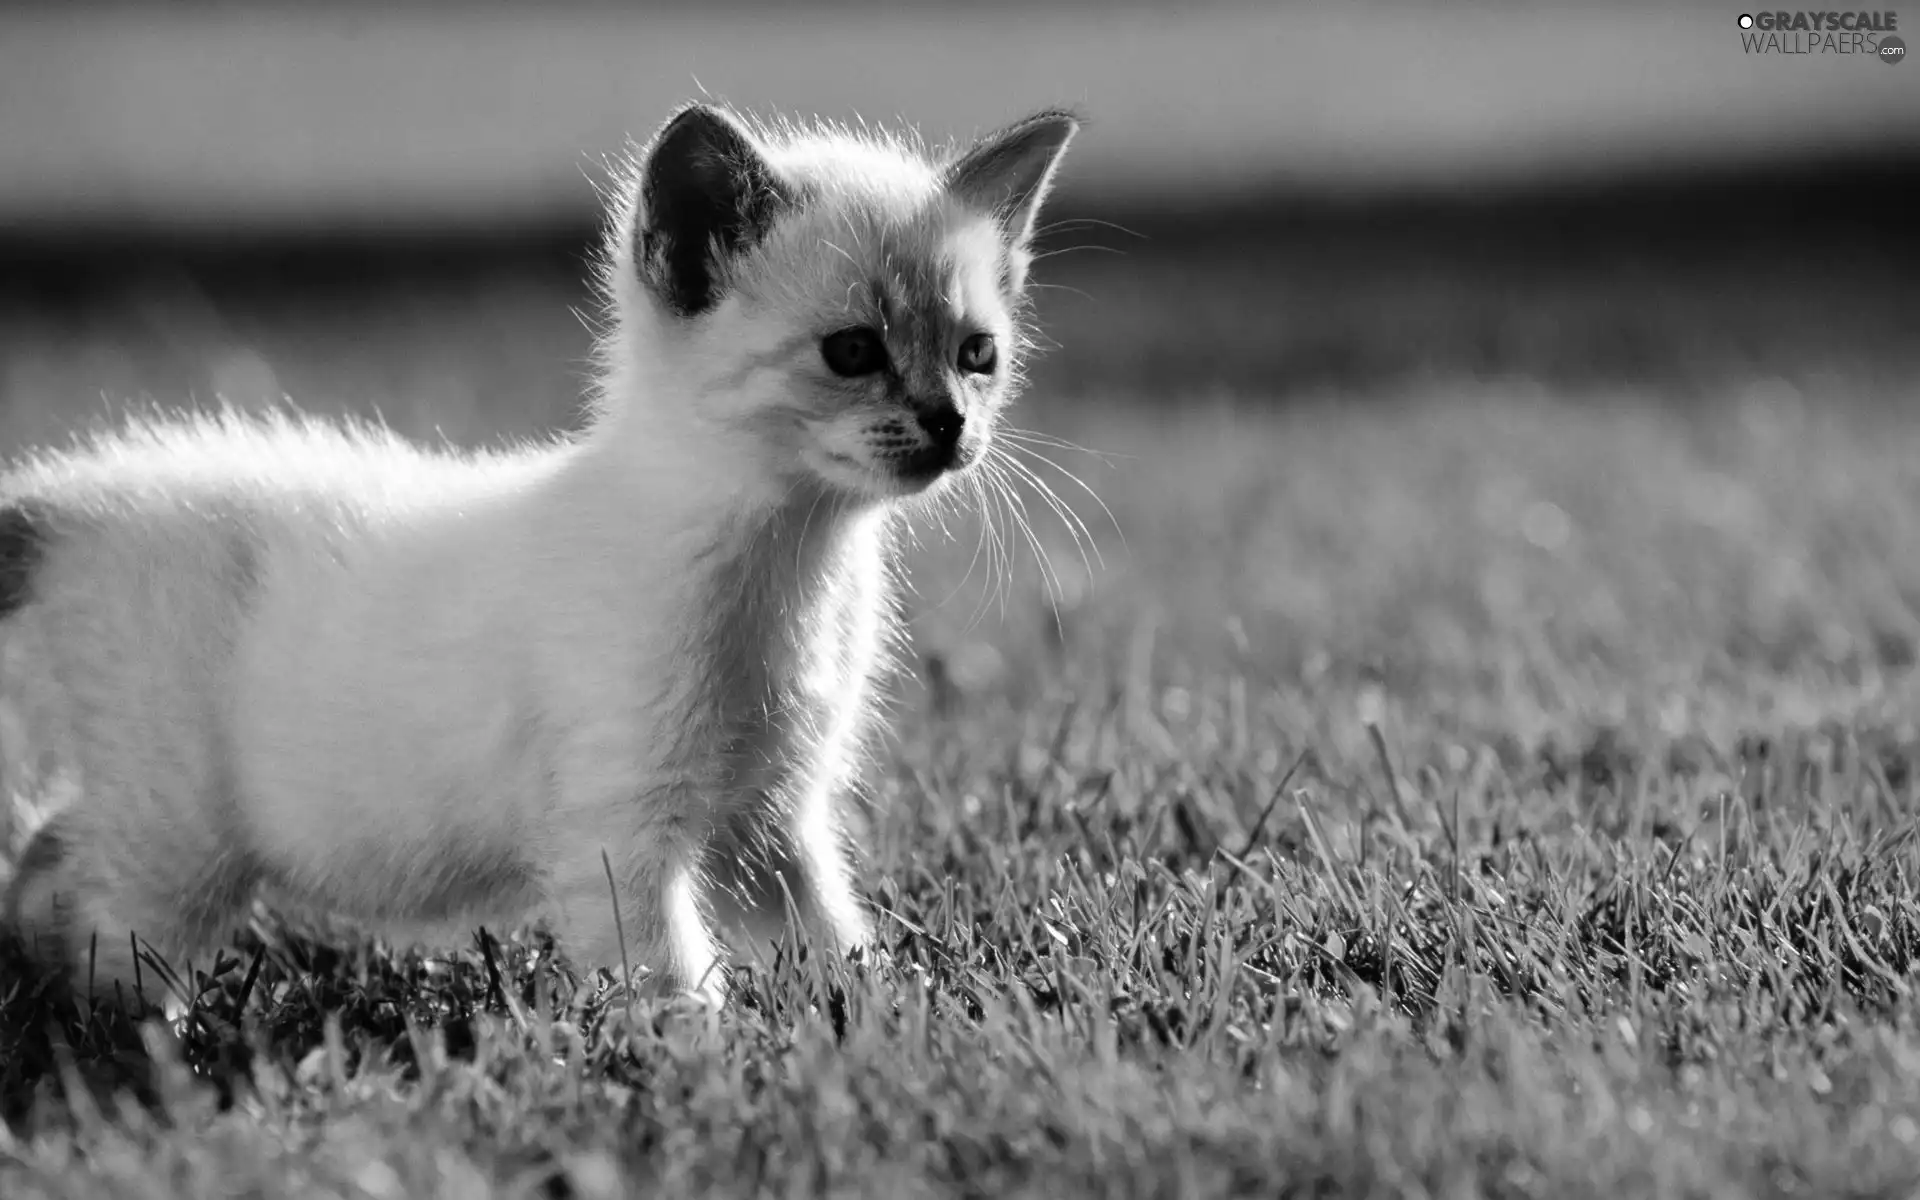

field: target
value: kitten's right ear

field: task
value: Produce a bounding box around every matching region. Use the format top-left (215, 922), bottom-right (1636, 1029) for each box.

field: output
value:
top-left (633, 103), bottom-right (791, 317)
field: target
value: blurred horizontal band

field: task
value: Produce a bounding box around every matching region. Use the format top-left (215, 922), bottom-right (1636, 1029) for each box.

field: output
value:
top-left (1, 3), bottom-right (1916, 236)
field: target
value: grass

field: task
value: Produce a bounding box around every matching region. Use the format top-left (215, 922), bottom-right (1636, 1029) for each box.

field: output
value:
top-left (6, 243), bottom-right (1920, 1196)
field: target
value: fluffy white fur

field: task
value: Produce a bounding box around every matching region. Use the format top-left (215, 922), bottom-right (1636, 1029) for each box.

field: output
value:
top-left (0, 101), bottom-right (1077, 1009)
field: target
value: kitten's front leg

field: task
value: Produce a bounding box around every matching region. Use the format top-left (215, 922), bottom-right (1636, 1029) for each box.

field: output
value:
top-left (790, 786), bottom-right (873, 956)
top-left (708, 782), bottom-right (872, 968)
top-left (547, 789), bottom-right (726, 1006)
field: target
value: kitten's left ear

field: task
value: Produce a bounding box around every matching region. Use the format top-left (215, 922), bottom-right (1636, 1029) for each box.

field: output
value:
top-left (944, 108), bottom-right (1079, 249)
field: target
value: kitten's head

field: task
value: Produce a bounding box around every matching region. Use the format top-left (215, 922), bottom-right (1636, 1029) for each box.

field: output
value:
top-left (601, 102), bottom-right (1077, 504)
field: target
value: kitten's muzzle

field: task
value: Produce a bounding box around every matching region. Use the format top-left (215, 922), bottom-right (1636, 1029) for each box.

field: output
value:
top-left (898, 405), bottom-right (967, 479)
top-left (917, 405), bottom-right (965, 452)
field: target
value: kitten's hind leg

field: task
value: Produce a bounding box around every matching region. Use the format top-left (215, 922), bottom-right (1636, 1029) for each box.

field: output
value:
top-left (7, 814), bottom-right (159, 1009)
top-left (5, 810), bottom-right (255, 1013)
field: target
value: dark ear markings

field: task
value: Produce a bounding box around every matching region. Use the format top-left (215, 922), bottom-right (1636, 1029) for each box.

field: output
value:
top-left (0, 502), bottom-right (48, 620)
top-left (635, 102), bottom-right (795, 316)
top-left (944, 107), bottom-right (1080, 248)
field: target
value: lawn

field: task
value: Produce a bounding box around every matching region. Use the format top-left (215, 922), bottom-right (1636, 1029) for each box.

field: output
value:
top-left (4, 231), bottom-right (1920, 1197)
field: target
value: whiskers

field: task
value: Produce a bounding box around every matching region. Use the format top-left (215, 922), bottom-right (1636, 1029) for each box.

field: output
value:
top-left (1029, 215), bottom-right (1145, 256)
top-left (914, 425), bottom-right (1123, 637)
top-left (1022, 217), bottom-right (1143, 306)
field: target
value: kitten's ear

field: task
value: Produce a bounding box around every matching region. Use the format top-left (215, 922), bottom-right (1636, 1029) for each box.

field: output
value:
top-left (944, 109), bottom-right (1079, 247)
top-left (633, 102), bottom-right (791, 316)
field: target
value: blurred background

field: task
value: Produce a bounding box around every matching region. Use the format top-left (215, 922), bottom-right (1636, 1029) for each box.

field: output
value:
top-left (4, 1), bottom-right (1916, 431)
top-left (3, 1), bottom-right (1920, 749)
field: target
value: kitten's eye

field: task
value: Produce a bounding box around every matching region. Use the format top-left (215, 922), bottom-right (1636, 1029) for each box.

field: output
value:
top-left (957, 333), bottom-right (997, 375)
top-left (821, 327), bottom-right (889, 378)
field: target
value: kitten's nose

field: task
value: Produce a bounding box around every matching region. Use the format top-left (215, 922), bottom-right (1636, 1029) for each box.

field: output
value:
top-left (918, 406), bottom-right (964, 452)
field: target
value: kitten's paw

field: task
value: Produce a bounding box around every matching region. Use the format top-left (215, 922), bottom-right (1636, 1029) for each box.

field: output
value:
top-left (684, 963), bottom-right (730, 1010)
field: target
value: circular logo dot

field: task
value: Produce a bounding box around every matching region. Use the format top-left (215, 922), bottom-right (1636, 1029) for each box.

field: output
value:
top-left (1738, 13), bottom-right (1754, 28)
top-left (1881, 35), bottom-right (1907, 64)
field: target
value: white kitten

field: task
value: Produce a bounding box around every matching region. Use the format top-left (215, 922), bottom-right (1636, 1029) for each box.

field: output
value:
top-left (0, 101), bottom-right (1077, 1009)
